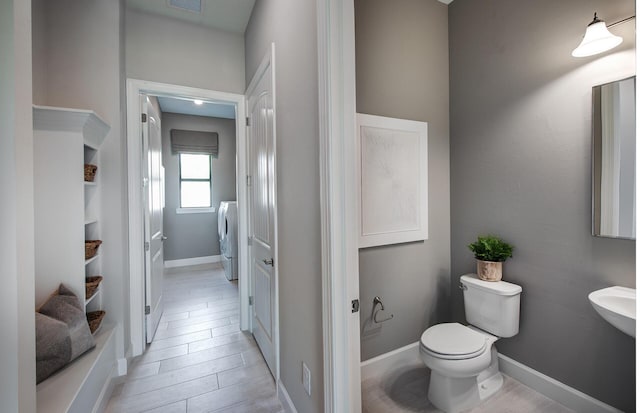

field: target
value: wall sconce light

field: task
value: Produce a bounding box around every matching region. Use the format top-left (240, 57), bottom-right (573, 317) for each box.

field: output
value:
top-left (572, 12), bottom-right (635, 57)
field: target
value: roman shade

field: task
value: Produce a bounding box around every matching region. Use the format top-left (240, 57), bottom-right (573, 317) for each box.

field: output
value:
top-left (171, 129), bottom-right (219, 156)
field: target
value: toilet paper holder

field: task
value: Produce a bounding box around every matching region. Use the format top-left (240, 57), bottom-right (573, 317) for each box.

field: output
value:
top-left (372, 296), bottom-right (394, 323)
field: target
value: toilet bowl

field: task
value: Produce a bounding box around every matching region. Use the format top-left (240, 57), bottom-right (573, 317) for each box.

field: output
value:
top-left (419, 274), bottom-right (522, 413)
top-left (420, 323), bottom-right (502, 412)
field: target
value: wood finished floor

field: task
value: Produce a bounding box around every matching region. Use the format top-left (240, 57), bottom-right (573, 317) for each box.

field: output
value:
top-left (361, 362), bottom-right (575, 413)
top-left (106, 264), bottom-right (283, 413)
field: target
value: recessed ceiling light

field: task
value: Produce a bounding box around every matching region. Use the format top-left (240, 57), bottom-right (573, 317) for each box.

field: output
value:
top-left (194, 99), bottom-right (203, 105)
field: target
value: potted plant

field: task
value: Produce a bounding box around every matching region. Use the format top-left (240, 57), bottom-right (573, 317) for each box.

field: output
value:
top-left (467, 235), bottom-right (513, 281)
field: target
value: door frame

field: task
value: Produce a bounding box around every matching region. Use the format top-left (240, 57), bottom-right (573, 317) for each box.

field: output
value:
top-left (245, 43), bottom-right (280, 381)
top-left (317, 0), bottom-right (361, 412)
top-left (126, 79), bottom-right (248, 357)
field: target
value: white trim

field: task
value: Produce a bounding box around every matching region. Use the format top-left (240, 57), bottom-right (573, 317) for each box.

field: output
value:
top-left (357, 343), bottom-right (622, 413)
top-left (360, 342), bottom-right (421, 382)
top-left (277, 379), bottom-right (298, 413)
top-left (91, 365), bottom-right (117, 413)
top-left (175, 207), bottom-right (216, 214)
top-left (116, 357), bottom-right (128, 376)
top-left (498, 353), bottom-right (624, 413)
top-left (164, 255), bottom-right (222, 268)
top-left (317, 0), bottom-right (361, 412)
top-left (126, 79), bottom-right (249, 358)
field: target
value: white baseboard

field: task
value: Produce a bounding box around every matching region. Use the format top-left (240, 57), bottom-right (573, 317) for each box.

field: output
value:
top-left (117, 357), bottom-right (128, 376)
top-left (357, 342), bottom-right (621, 413)
top-left (164, 255), bottom-right (221, 268)
top-left (360, 341), bottom-right (421, 382)
top-left (498, 353), bottom-right (623, 413)
top-left (92, 365), bottom-right (117, 413)
top-left (277, 379), bottom-right (298, 413)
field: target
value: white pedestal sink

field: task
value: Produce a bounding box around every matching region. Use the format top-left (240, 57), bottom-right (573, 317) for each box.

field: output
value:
top-left (588, 286), bottom-right (636, 338)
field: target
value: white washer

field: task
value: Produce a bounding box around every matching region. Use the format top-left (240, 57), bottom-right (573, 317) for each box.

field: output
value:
top-left (219, 201), bottom-right (238, 280)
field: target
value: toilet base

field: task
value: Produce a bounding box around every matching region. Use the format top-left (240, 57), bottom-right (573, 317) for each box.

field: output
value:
top-left (427, 347), bottom-right (503, 413)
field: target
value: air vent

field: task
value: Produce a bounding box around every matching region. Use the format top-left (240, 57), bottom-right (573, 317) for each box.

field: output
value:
top-left (167, 0), bottom-right (202, 14)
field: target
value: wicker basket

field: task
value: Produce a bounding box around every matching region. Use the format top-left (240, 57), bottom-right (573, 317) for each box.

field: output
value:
top-left (85, 276), bottom-right (103, 300)
top-left (84, 164), bottom-right (98, 182)
top-left (85, 240), bottom-right (102, 260)
top-left (86, 310), bottom-right (106, 334)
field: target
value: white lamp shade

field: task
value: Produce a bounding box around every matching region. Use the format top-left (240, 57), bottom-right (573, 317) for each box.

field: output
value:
top-left (572, 21), bottom-right (623, 57)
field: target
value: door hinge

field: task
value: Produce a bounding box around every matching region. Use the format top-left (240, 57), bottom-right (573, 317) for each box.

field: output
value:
top-left (142, 113), bottom-right (147, 123)
top-left (246, 117), bottom-right (250, 126)
top-left (144, 241), bottom-right (150, 251)
top-left (145, 305), bottom-right (151, 315)
top-left (248, 237), bottom-right (252, 246)
top-left (351, 299), bottom-right (360, 313)
top-left (249, 296), bottom-right (253, 306)
top-left (246, 175), bottom-right (251, 187)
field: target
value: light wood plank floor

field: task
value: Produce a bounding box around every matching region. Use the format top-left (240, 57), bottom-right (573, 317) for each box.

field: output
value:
top-left (361, 362), bottom-right (575, 413)
top-left (106, 264), bottom-right (283, 413)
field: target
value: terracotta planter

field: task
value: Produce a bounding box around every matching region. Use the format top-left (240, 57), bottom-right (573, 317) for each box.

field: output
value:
top-left (476, 260), bottom-right (502, 281)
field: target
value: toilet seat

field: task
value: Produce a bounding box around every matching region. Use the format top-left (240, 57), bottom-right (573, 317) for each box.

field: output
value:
top-left (420, 323), bottom-right (487, 360)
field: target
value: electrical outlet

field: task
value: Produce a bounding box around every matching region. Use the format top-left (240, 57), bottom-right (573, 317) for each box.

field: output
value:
top-left (302, 362), bottom-right (311, 396)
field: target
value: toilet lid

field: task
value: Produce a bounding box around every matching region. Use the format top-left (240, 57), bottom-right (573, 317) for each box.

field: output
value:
top-left (420, 323), bottom-right (487, 357)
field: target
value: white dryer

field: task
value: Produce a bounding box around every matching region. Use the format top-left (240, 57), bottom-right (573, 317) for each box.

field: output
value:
top-left (218, 201), bottom-right (238, 281)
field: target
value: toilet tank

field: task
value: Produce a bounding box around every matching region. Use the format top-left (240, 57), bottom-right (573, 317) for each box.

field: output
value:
top-left (460, 274), bottom-right (522, 338)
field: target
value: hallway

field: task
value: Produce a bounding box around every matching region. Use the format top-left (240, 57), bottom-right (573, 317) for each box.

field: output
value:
top-left (106, 264), bottom-right (283, 413)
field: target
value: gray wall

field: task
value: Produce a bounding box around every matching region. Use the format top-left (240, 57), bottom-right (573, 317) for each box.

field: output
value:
top-left (1, 0), bottom-right (36, 410)
top-left (449, 0), bottom-right (635, 410)
top-left (245, 1), bottom-right (323, 411)
top-left (126, 8), bottom-right (245, 94)
top-left (355, 0), bottom-right (451, 361)
top-left (161, 113), bottom-right (237, 261)
top-left (32, 0), bottom-right (130, 360)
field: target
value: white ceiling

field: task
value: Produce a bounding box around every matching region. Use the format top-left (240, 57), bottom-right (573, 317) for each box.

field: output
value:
top-left (126, 0), bottom-right (256, 34)
top-left (157, 96), bottom-right (236, 119)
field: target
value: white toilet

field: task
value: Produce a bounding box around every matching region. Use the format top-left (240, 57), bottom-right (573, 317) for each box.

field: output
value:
top-left (419, 273), bottom-right (522, 413)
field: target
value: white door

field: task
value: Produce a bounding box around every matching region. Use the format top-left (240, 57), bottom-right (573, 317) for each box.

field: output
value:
top-left (142, 96), bottom-right (165, 343)
top-left (246, 46), bottom-right (277, 377)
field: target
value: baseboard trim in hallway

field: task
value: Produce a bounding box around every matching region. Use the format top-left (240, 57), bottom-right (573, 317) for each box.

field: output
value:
top-left (278, 379), bottom-right (298, 413)
top-left (164, 255), bottom-right (222, 268)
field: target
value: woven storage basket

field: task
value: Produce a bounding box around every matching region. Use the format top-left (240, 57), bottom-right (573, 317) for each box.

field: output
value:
top-left (85, 276), bottom-right (103, 300)
top-left (85, 240), bottom-right (102, 260)
top-left (86, 310), bottom-right (106, 334)
top-left (84, 164), bottom-right (98, 182)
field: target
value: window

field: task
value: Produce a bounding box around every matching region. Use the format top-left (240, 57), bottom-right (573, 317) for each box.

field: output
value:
top-left (179, 153), bottom-right (211, 208)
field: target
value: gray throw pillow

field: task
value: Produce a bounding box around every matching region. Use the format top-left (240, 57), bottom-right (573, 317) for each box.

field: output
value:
top-left (36, 284), bottom-right (96, 383)
top-left (35, 312), bottom-right (72, 384)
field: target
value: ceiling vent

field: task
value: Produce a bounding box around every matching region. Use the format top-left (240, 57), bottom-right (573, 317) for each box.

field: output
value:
top-left (167, 0), bottom-right (203, 14)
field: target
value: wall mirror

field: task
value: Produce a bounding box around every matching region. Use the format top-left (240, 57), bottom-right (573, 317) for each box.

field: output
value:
top-left (592, 76), bottom-right (636, 240)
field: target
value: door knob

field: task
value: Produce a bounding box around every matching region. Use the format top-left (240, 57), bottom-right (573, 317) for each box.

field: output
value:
top-left (262, 258), bottom-right (274, 266)
top-left (161, 235), bottom-right (168, 241)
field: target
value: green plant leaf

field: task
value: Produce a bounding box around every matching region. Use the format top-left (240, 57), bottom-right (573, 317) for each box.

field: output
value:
top-left (467, 235), bottom-right (513, 262)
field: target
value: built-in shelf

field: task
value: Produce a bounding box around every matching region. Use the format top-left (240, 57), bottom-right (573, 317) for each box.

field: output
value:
top-left (85, 288), bottom-right (100, 307)
top-left (85, 254), bottom-right (100, 266)
top-left (34, 105), bottom-right (113, 413)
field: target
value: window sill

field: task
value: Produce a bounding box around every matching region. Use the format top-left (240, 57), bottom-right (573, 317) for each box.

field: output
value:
top-left (176, 207), bottom-right (216, 215)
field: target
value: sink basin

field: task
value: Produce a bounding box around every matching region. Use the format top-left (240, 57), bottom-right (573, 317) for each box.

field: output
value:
top-left (588, 286), bottom-right (636, 338)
